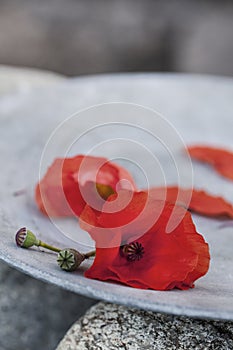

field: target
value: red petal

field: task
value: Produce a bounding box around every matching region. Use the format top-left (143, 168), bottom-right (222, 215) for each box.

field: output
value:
top-left (35, 155), bottom-right (136, 217)
top-left (35, 158), bottom-right (74, 217)
top-left (84, 247), bottom-right (120, 282)
top-left (188, 145), bottom-right (233, 180)
top-left (80, 190), bottom-right (167, 248)
top-left (80, 203), bottom-right (122, 248)
top-left (82, 191), bottom-right (210, 290)
top-left (150, 187), bottom-right (233, 218)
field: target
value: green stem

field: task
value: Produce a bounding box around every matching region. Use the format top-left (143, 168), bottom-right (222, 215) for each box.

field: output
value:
top-left (84, 250), bottom-right (96, 259)
top-left (36, 239), bottom-right (95, 258)
top-left (36, 240), bottom-right (61, 253)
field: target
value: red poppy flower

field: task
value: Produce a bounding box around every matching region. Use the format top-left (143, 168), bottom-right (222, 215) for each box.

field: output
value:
top-left (35, 155), bottom-right (136, 217)
top-left (149, 187), bottom-right (233, 218)
top-left (80, 190), bottom-right (210, 291)
top-left (188, 145), bottom-right (233, 180)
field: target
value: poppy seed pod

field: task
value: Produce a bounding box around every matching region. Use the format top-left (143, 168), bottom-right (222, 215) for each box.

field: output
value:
top-left (15, 227), bottom-right (39, 248)
top-left (57, 248), bottom-right (85, 272)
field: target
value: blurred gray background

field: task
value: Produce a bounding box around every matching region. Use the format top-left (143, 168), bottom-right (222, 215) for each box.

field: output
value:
top-left (0, 0), bottom-right (233, 76)
top-left (0, 1), bottom-right (233, 349)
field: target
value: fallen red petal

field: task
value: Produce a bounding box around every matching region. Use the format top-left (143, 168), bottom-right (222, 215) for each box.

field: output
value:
top-left (35, 155), bottom-right (136, 217)
top-left (149, 187), bottom-right (233, 218)
top-left (188, 145), bottom-right (233, 180)
top-left (35, 158), bottom-right (74, 217)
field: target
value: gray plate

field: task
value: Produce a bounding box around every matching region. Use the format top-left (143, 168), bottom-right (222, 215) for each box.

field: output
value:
top-left (0, 73), bottom-right (233, 320)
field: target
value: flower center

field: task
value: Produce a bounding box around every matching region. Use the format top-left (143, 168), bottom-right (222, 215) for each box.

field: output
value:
top-left (122, 242), bottom-right (145, 261)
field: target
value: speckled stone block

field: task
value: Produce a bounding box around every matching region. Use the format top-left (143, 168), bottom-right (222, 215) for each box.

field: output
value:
top-left (56, 302), bottom-right (233, 350)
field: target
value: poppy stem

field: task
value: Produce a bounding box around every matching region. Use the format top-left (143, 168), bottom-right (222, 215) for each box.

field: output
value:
top-left (84, 250), bottom-right (96, 259)
top-left (36, 240), bottom-right (61, 253)
top-left (15, 227), bottom-right (96, 258)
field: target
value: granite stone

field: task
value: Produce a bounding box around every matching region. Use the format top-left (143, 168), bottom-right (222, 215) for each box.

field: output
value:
top-left (56, 302), bottom-right (233, 350)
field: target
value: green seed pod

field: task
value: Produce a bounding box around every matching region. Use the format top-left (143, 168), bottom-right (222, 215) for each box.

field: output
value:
top-left (57, 248), bottom-right (85, 272)
top-left (15, 227), bottom-right (39, 248)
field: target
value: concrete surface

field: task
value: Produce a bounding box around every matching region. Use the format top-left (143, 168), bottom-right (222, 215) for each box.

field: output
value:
top-left (0, 65), bottom-right (64, 95)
